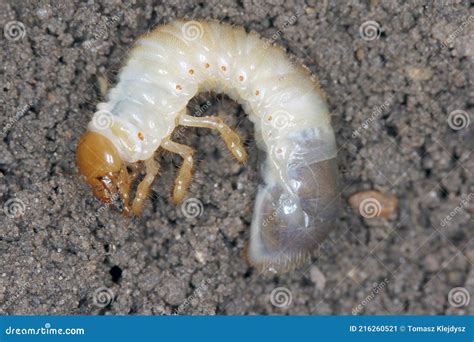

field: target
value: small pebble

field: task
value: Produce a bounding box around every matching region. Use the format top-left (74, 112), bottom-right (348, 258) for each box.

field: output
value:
top-left (406, 66), bottom-right (433, 81)
top-left (310, 266), bottom-right (326, 290)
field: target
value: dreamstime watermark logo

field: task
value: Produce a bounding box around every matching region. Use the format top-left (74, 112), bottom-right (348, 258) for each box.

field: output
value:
top-left (431, 0), bottom-right (465, 10)
top-left (83, 5), bottom-right (131, 49)
top-left (440, 193), bottom-right (473, 227)
top-left (32, 0), bottom-right (67, 17)
top-left (447, 110), bottom-right (470, 130)
top-left (3, 198), bottom-right (26, 218)
top-left (262, 194), bottom-right (295, 227)
top-left (181, 21), bottom-right (203, 41)
top-left (359, 21), bottom-right (381, 41)
top-left (4, 322), bottom-right (85, 336)
top-left (448, 287), bottom-right (470, 308)
top-left (93, 287), bottom-right (114, 308)
top-left (3, 21), bottom-right (26, 41)
top-left (173, 279), bottom-right (212, 315)
top-left (263, 11), bottom-right (301, 49)
top-left (180, 198), bottom-right (204, 219)
top-left (278, 92), bottom-right (291, 106)
top-left (2, 281), bottom-right (30, 309)
top-left (1, 103), bottom-right (31, 137)
top-left (84, 15), bottom-right (121, 49)
top-left (270, 287), bottom-right (292, 308)
top-left (92, 110), bottom-right (115, 130)
top-left (440, 15), bottom-right (474, 49)
top-left (175, 100), bottom-right (212, 137)
top-left (358, 198), bottom-right (382, 218)
top-left (352, 278), bottom-right (390, 315)
top-left (193, 100), bottom-right (211, 117)
top-left (271, 110), bottom-right (292, 129)
top-left (352, 95), bottom-right (394, 137)
top-left (84, 192), bottom-right (121, 226)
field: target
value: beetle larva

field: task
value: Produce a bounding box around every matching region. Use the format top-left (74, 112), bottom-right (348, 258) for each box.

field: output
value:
top-left (76, 20), bottom-right (339, 273)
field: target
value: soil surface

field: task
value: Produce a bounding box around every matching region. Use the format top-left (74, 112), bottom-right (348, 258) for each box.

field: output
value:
top-left (0, 0), bottom-right (472, 315)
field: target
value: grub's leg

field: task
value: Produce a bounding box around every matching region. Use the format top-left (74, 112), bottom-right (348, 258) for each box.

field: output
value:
top-left (131, 158), bottom-right (160, 216)
top-left (122, 162), bottom-right (142, 215)
top-left (162, 139), bottom-right (194, 204)
top-left (178, 114), bottom-right (247, 163)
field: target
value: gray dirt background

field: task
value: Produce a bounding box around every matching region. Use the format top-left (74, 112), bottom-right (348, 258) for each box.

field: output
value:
top-left (0, 0), bottom-right (473, 315)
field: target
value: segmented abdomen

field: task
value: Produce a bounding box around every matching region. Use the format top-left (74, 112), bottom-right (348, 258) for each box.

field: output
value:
top-left (91, 20), bottom-right (333, 161)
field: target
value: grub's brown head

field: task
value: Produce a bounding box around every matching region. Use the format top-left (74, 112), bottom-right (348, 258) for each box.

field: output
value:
top-left (76, 131), bottom-right (123, 204)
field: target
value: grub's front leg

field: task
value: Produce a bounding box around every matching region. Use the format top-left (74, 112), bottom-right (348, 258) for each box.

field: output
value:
top-left (178, 114), bottom-right (247, 163)
top-left (115, 163), bottom-right (143, 216)
top-left (131, 157), bottom-right (160, 216)
top-left (162, 139), bottom-right (194, 204)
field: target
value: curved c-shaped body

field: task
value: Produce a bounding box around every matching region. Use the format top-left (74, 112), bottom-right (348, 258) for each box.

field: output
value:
top-left (85, 20), bottom-right (339, 273)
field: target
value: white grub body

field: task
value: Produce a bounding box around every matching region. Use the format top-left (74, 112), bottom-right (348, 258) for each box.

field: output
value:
top-left (89, 20), bottom-right (339, 273)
